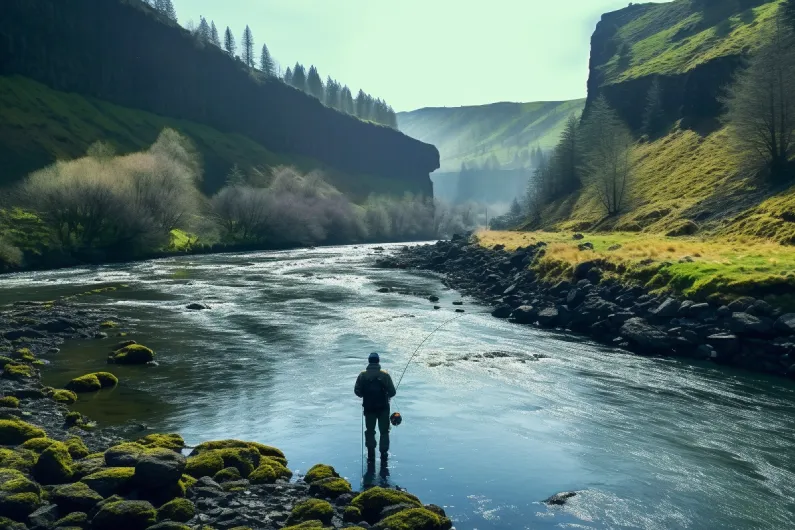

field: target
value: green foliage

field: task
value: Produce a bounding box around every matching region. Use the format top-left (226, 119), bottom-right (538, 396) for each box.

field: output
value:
top-left (287, 499), bottom-right (334, 525)
top-left (0, 419), bottom-right (46, 445)
top-left (0, 396), bottom-right (19, 408)
top-left (157, 498), bottom-right (196, 523)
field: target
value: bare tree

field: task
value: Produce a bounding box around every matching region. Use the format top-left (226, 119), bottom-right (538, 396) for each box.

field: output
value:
top-left (723, 12), bottom-right (795, 181)
top-left (582, 96), bottom-right (634, 216)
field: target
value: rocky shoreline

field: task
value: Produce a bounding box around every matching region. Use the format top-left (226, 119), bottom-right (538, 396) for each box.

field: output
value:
top-left (0, 296), bottom-right (454, 530)
top-left (377, 235), bottom-right (795, 379)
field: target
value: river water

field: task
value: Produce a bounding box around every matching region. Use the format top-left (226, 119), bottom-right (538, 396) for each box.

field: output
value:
top-left (2, 243), bottom-right (795, 529)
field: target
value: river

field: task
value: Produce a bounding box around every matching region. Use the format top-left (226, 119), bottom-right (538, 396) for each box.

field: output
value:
top-left (2, 243), bottom-right (795, 529)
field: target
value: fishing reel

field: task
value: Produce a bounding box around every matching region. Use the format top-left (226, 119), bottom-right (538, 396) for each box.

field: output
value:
top-left (390, 412), bottom-right (403, 426)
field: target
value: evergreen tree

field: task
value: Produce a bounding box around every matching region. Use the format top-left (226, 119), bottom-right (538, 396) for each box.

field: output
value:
top-left (324, 77), bottom-right (341, 109)
top-left (284, 67), bottom-right (293, 85)
top-left (340, 86), bottom-right (354, 114)
top-left (210, 21), bottom-right (221, 47)
top-left (554, 113), bottom-right (582, 194)
top-left (291, 63), bottom-right (307, 92)
top-left (509, 198), bottom-right (523, 217)
top-left (163, 0), bottom-right (177, 22)
top-left (260, 43), bottom-right (275, 76)
top-left (226, 164), bottom-right (246, 186)
top-left (306, 66), bottom-right (324, 100)
top-left (386, 106), bottom-right (398, 129)
top-left (197, 17), bottom-right (211, 42)
top-left (224, 27), bottom-right (236, 57)
top-left (355, 89), bottom-right (368, 118)
top-left (642, 78), bottom-right (666, 137)
top-left (241, 26), bottom-right (255, 68)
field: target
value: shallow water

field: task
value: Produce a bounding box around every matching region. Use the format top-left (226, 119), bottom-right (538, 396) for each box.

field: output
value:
top-left (3, 243), bottom-right (795, 529)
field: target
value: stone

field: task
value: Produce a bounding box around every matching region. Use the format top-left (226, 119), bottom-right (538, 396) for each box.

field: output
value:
top-left (537, 308), bottom-right (559, 328)
top-left (652, 298), bottom-right (680, 318)
top-left (544, 491), bottom-right (577, 505)
top-left (566, 288), bottom-right (585, 308)
top-left (511, 306), bottom-right (537, 325)
top-left (51, 482), bottom-right (103, 513)
top-left (134, 448), bottom-right (187, 485)
top-left (92, 500), bottom-right (156, 530)
top-left (491, 305), bottom-right (512, 319)
top-left (186, 303), bottom-right (210, 310)
top-left (428, 296), bottom-right (439, 303)
top-left (728, 312), bottom-right (773, 336)
top-left (27, 503), bottom-right (60, 528)
top-left (707, 334), bottom-right (740, 358)
top-left (577, 242), bottom-right (594, 251)
top-left (775, 314), bottom-right (795, 335)
top-left (619, 318), bottom-right (672, 352)
top-left (572, 233), bottom-right (584, 240)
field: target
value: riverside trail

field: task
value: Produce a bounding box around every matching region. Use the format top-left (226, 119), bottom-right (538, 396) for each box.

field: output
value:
top-left (1, 243), bottom-right (795, 529)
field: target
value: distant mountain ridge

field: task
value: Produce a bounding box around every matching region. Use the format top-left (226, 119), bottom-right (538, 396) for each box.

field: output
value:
top-left (397, 99), bottom-right (586, 173)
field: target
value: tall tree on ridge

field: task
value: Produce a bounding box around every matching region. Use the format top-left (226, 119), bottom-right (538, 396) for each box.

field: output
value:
top-left (306, 66), bottom-right (324, 100)
top-left (284, 67), bottom-right (293, 85)
top-left (340, 86), bottom-right (354, 114)
top-left (210, 21), bottom-right (221, 47)
top-left (324, 77), bottom-right (340, 109)
top-left (197, 17), bottom-right (211, 42)
top-left (355, 89), bottom-right (368, 118)
top-left (291, 63), bottom-right (307, 92)
top-left (260, 43), bottom-right (275, 76)
top-left (241, 26), bottom-right (255, 68)
top-left (224, 27), bottom-right (236, 57)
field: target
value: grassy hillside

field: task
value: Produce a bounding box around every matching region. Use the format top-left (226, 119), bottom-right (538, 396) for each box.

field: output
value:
top-left (397, 99), bottom-right (585, 172)
top-left (0, 75), bottom-right (409, 200)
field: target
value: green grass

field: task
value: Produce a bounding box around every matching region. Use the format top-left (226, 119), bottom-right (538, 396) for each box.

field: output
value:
top-left (479, 230), bottom-right (795, 309)
top-left (397, 99), bottom-right (586, 172)
top-left (0, 75), bottom-right (415, 200)
top-left (598, 0), bottom-right (782, 85)
top-left (0, 208), bottom-right (51, 255)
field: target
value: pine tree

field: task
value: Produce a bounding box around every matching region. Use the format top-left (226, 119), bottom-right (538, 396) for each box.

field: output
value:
top-left (197, 17), bottom-right (211, 42)
top-left (260, 43), bottom-right (275, 76)
top-left (642, 78), bottom-right (666, 138)
top-left (163, 0), bottom-right (177, 22)
top-left (324, 77), bottom-right (340, 109)
top-left (224, 27), bottom-right (236, 57)
top-left (355, 89), bottom-right (368, 118)
top-left (210, 21), bottom-right (221, 47)
top-left (386, 106), bottom-right (398, 129)
top-left (306, 66), bottom-right (324, 100)
top-left (291, 63), bottom-right (307, 92)
top-left (241, 26), bottom-right (255, 68)
top-left (340, 86), bottom-right (354, 114)
top-left (554, 113), bottom-right (582, 194)
top-left (284, 67), bottom-right (293, 85)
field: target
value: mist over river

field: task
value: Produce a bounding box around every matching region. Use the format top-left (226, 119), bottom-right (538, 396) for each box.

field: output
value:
top-left (2, 243), bottom-right (795, 529)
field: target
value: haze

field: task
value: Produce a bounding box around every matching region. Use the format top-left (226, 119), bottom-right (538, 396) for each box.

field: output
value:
top-left (172, 0), bottom-right (668, 111)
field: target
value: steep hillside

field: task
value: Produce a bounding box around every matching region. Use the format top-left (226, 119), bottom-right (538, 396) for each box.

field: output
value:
top-left (0, 0), bottom-right (438, 197)
top-left (397, 100), bottom-right (585, 172)
top-left (537, 0), bottom-right (795, 244)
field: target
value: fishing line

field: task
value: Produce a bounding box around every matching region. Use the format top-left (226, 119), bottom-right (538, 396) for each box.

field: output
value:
top-left (395, 313), bottom-right (466, 392)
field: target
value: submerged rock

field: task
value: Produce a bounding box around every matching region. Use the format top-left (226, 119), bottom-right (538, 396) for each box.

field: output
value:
top-left (185, 303), bottom-right (210, 310)
top-left (544, 491), bottom-right (577, 505)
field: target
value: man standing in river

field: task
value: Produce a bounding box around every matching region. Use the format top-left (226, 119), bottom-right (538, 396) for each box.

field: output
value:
top-left (355, 352), bottom-right (397, 466)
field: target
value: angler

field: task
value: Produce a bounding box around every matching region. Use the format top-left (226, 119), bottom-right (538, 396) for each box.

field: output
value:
top-left (354, 352), bottom-right (396, 467)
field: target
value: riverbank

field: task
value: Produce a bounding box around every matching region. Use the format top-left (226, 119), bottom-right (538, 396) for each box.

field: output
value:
top-left (0, 296), bottom-right (454, 530)
top-left (377, 233), bottom-right (795, 379)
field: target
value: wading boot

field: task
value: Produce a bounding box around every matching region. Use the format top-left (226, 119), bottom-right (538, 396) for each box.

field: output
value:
top-left (380, 451), bottom-right (388, 467)
top-left (367, 448), bottom-right (376, 465)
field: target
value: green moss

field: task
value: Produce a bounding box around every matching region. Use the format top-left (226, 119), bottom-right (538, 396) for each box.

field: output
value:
top-left (352, 487), bottom-right (423, 523)
top-left (309, 477), bottom-right (352, 498)
top-left (184, 447), bottom-right (259, 479)
top-left (100, 321), bottom-right (118, 328)
top-left (373, 508), bottom-right (452, 530)
top-left (21, 436), bottom-right (57, 453)
top-left (81, 467), bottom-right (135, 497)
top-left (287, 499), bottom-right (334, 525)
top-left (136, 433), bottom-right (185, 451)
top-left (0, 516), bottom-right (28, 529)
top-left (65, 374), bottom-right (102, 393)
top-left (92, 500), bottom-right (156, 530)
top-left (212, 466), bottom-right (242, 482)
top-left (108, 344), bottom-right (155, 365)
top-left (2, 364), bottom-right (33, 379)
top-left (0, 491), bottom-right (41, 521)
top-left (54, 511), bottom-right (88, 527)
top-left (65, 411), bottom-right (84, 427)
top-left (343, 505), bottom-right (363, 523)
top-left (282, 521), bottom-right (327, 529)
top-left (305, 464), bottom-right (338, 483)
top-left (94, 372), bottom-right (119, 388)
top-left (33, 440), bottom-right (74, 484)
top-left (0, 396), bottom-right (19, 408)
top-left (248, 456), bottom-right (292, 485)
top-left (191, 439), bottom-right (286, 466)
top-left (157, 498), bottom-right (196, 523)
top-left (0, 419), bottom-right (46, 445)
top-left (0, 470), bottom-right (40, 496)
top-left (52, 389), bottom-right (78, 404)
top-left (0, 357), bottom-right (15, 369)
top-left (73, 453), bottom-right (106, 480)
top-left (0, 449), bottom-right (37, 472)
top-left (66, 436), bottom-right (90, 459)
top-left (104, 442), bottom-right (146, 466)
top-left (51, 482), bottom-right (103, 512)
top-left (12, 348), bottom-right (34, 362)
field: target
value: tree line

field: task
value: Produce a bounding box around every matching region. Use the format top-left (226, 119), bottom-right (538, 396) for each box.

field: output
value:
top-left (518, 2), bottom-right (795, 227)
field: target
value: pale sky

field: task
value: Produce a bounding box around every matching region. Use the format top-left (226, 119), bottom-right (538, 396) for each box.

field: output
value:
top-left (172, 0), bottom-right (668, 112)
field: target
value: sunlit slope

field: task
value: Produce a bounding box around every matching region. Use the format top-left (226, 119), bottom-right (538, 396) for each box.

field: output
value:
top-left (397, 99), bottom-right (585, 172)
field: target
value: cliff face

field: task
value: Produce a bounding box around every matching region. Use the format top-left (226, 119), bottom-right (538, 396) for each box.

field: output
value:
top-left (0, 0), bottom-right (439, 196)
top-left (584, 0), bottom-right (778, 133)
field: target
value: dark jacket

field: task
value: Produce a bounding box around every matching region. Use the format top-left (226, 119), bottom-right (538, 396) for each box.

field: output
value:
top-left (354, 363), bottom-right (397, 402)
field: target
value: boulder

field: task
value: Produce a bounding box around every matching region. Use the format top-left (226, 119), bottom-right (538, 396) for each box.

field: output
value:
top-left (134, 448), bottom-right (187, 485)
top-left (491, 305), bottom-right (513, 319)
top-left (286, 499), bottom-right (334, 525)
top-left (374, 507), bottom-right (452, 530)
top-left (51, 482), bottom-right (103, 512)
top-left (652, 298), bottom-right (680, 318)
top-left (544, 491), bottom-right (577, 505)
top-left (537, 307), bottom-right (559, 328)
top-left (32, 441), bottom-right (74, 485)
top-left (81, 467), bottom-right (135, 497)
top-left (510, 306), bottom-right (537, 325)
top-left (351, 487), bottom-right (422, 524)
top-left (28, 503), bottom-right (60, 528)
top-left (707, 334), bottom-right (740, 358)
top-left (308, 477), bottom-right (353, 499)
top-left (566, 288), bottom-right (585, 308)
top-left (775, 314), bottom-right (795, 335)
top-left (92, 500), bottom-right (156, 530)
top-left (728, 312), bottom-right (773, 336)
top-left (428, 295), bottom-right (439, 303)
top-left (619, 318), bottom-right (672, 352)
top-left (108, 345), bottom-right (155, 365)
top-left (185, 303), bottom-right (210, 310)
top-left (156, 498), bottom-right (195, 523)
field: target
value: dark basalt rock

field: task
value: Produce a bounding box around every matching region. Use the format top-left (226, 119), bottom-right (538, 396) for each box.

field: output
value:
top-left (491, 305), bottom-right (513, 319)
top-left (545, 491), bottom-right (577, 505)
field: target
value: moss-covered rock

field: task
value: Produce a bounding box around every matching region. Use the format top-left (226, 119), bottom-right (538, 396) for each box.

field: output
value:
top-left (92, 499), bottom-right (156, 530)
top-left (184, 447), bottom-right (259, 479)
top-left (0, 516), bottom-right (27, 529)
top-left (1, 363), bottom-right (33, 380)
top-left (146, 522), bottom-right (191, 530)
top-left (190, 439), bottom-right (286, 466)
top-left (51, 481), bottom-right (103, 512)
top-left (212, 467), bottom-right (242, 483)
top-left (66, 437), bottom-right (90, 460)
top-left (156, 498), bottom-right (195, 523)
top-left (33, 440), bottom-right (74, 484)
top-left (81, 467), bottom-right (135, 497)
top-left (0, 419), bottom-right (46, 445)
top-left (65, 374), bottom-right (102, 393)
top-left (309, 476), bottom-right (352, 498)
top-left (282, 521), bottom-right (328, 529)
top-left (373, 508), bottom-right (452, 530)
top-left (351, 487), bottom-right (422, 524)
top-left (100, 321), bottom-right (118, 329)
top-left (287, 499), bottom-right (334, 525)
top-left (54, 510), bottom-right (88, 527)
top-left (0, 448), bottom-right (37, 472)
top-left (104, 443), bottom-right (147, 467)
top-left (248, 456), bottom-right (292, 485)
top-left (0, 396), bottom-right (19, 408)
top-left (73, 454), bottom-right (106, 480)
top-left (21, 436), bottom-right (57, 453)
top-left (136, 433), bottom-right (185, 451)
top-left (108, 345), bottom-right (155, 365)
top-left (94, 372), bottom-right (119, 388)
top-left (0, 469), bottom-right (42, 521)
top-left (13, 348), bottom-right (35, 362)
top-left (343, 505), bottom-right (362, 523)
top-left (0, 356), bottom-right (15, 369)
top-left (304, 464), bottom-right (338, 484)
top-left (65, 411), bottom-right (84, 427)
top-left (52, 389), bottom-right (78, 404)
